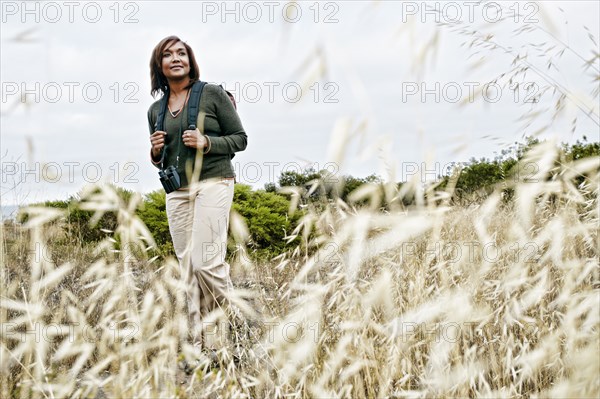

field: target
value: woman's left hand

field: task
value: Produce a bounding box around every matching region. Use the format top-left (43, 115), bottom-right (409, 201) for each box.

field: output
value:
top-left (182, 128), bottom-right (208, 149)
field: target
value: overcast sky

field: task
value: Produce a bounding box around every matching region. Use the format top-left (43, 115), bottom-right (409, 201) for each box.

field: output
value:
top-left (1, 1), bottom-right (599, 209)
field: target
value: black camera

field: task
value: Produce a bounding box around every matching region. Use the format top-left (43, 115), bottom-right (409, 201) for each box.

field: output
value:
top-left (159, 165), bottom-right (181, 194)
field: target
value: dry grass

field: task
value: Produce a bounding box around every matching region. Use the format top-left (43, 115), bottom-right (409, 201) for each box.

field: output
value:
top-left (1, 139), bottom-right (598, 398)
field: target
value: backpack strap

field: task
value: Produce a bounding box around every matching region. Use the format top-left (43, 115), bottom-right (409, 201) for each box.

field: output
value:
top-left (187, 81), bottom-right (207, 129)
top-left (154, 87), bottom-right (169, 132)
top-left (154, 88), bottom-right (170, 168)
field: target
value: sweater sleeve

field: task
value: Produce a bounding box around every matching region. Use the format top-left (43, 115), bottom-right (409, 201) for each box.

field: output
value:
top-left (205, 86), bottom-right (248, 155)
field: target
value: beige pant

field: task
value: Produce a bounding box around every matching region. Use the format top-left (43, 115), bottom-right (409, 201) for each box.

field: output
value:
top-left (166, 177), bottom-right (235, 347)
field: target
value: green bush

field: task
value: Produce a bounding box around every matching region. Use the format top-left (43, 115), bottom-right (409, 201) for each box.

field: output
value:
top-left (135, 189), bottom-right (173, 256)
top-left (17, 185), bottom-right (134, 244)
top-left (19, 183), bottom-right (302, 262)
top-left (232, 184), bottom-right (301, 260)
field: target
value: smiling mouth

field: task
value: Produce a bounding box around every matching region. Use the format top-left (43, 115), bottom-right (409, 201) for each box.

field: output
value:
top-left (171, 66), bottom-right (183, 69)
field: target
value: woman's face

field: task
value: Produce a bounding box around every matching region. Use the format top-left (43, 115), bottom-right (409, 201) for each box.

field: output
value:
top-left (161, 41), bottom-right (190, 81)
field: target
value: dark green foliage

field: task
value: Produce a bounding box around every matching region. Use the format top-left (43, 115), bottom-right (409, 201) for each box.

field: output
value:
top-left (437, 137), bottom-right (598, 202)
top-left (135, 190), bottom-right (173, 256)
top-left (337, 174), bottom-right (382, 202)
top-left (68, 185), bottom-right (133, 243)
top-left (278, 168), bottom-right (322, 188)
top-left (18, 185), bottom-right (134, 243)
top-left (563, 137), bottom-right (599, 161)
top-left (19, 183), bottom-right (303, 261)
top-left (16, 137), bottom-right (598, 261)
top-left (450, 158), bottom-right (508, 198)
top-left (272, 168), bottom-right (383, 204)
top-left (232, 184), bottom-right (301, 259)
top-left (561, 137), bottom-right (600, 190)
top-left (264, 182), bottom-right (277, 193)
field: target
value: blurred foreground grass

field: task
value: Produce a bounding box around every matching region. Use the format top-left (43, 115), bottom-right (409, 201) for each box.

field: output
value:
top-left (1, 139), bottom-right (598, 398)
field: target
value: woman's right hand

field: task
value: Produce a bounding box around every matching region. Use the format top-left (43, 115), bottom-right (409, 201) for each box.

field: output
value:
top-left (150, 131), bottom-right (167, 158)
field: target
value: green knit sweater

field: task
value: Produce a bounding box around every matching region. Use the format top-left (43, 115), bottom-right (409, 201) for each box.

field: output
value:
top-left (147, 83), bottom-right (247, 187)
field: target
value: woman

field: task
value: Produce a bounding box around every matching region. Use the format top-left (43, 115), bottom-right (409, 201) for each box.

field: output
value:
top-left (147, 35), bottom-right (247, 352)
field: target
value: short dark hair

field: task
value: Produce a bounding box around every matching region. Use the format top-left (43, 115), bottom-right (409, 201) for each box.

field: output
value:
top-left (149, 35), bottom-right (200, 98)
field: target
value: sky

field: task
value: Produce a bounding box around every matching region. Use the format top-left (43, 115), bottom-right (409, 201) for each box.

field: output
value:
top-left (1, 0), bottom-right (599, 211)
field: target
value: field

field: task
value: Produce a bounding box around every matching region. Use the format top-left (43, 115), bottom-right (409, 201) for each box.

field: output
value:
top-left (2, 2), bottom-right (599, 398)
top-left (1, 139), bottom-right (598, 398)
